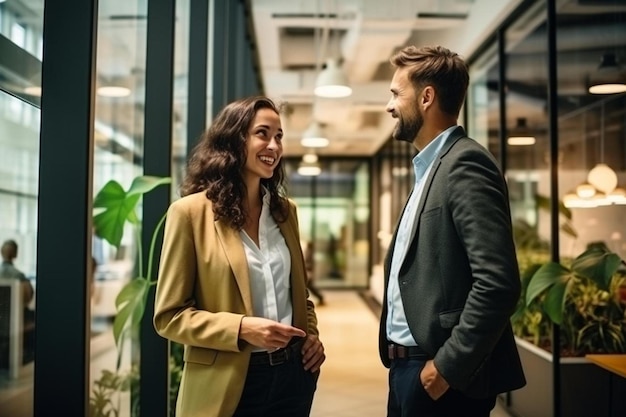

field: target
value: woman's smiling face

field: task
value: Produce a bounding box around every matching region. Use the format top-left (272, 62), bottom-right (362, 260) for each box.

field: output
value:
top-left (244, 107), bottom-right (284, 181)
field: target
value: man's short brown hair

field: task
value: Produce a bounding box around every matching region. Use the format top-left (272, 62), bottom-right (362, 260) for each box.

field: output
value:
top-left (390, 45), bottom-right (469, 117)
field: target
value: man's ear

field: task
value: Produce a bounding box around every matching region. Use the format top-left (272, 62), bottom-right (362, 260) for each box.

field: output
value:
top-left (421, 86), bottom-right (435, 111)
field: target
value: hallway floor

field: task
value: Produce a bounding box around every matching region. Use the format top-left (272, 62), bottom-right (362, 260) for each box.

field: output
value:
top-left (310, 290), bottom-right (513, 417)
top-left (0, 289), bottom-right (514, 416)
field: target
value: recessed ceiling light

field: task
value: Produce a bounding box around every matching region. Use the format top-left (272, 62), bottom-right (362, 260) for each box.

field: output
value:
top-left (301, 137), bottom-right (329, 148)
top-left (297, 164), bottom-right (321, 176)
top-left (97, 86), bottom-right (131, 97)
top-left (302, 153), bottom-right (318, 163)
top-left (24, 86), bottom-right (42, 96)
top-left (507, 118), bottom-right (535, 145)
top-left (507, 136), bottom-right (536, 146)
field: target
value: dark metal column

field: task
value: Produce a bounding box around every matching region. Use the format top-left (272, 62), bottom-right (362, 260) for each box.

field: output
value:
top-left (212, 0), bottom-right (262, 116)
top-left (187, 0), bottom-right (209, 156)
top-left (140, 1), bottom-right (175, 416)
top-left (34, 1), bottom-right (98, 415)
top-left (212, 0), bottom-right (230, 116)
top-left (498, 29), bottom-right (508, 173)
top-left (231, 0), bottom-right (245, 99)
top-left (546, 1), bottom-right (561, 416)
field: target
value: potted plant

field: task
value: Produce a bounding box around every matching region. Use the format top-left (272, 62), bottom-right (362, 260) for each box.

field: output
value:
top-left (507, 243), bottom-right (626, 417)
top-left (89, 175), bottom-right (172, 417)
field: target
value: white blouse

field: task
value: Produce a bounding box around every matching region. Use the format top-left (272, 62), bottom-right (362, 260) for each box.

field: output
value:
top-left (240, 192), bottom-right (293, 349)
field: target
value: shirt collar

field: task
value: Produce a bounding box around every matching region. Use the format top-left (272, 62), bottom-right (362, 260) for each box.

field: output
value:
top-left (261, 185), bottom-right (271, 206)
top-left (411, 125), bottom-right (458, 181)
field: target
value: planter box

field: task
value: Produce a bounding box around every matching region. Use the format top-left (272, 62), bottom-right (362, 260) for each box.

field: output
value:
top-left (504, 338), bottom-right (613, 417)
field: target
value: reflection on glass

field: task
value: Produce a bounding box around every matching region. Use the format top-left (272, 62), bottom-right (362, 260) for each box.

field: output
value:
top-left (504, 2), bottom-right (549, 263)
top-left (0, 88), bottom-right (40, 417)
top-left (0, 1), bottom-right (44, 107)
top-left (286, 158), bottom-right (370, 289)
top-left (90, 1), bottom-right (148, 416)
top-left (467, 42), bottom-right (498, 155)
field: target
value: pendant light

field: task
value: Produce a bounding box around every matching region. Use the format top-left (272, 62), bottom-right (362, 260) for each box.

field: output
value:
top-left (97, 86), bottom-right (132, 97)
top-left (574, 111), bottom-right (597, 202)
top-left (607, 187), bottom-right (626, 204)
top-left (301, 121), bottom-right (329, 148)
top-left (314, 58), bottom-right (352, 98)
top-left (297, 152), bottom-right (321, 176)
top-left (587, 53), bottom-right (626, 95)
top-left (587, 103), bottom-right (617, 194)
top-left (576, 182), bottom-right (596, 199)
top-left (507, 117), bottom-right (536, 146)
top-left (313, 3), bottom-right (351, 99)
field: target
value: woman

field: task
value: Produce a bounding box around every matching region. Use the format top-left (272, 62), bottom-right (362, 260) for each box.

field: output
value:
top-left (154, 96), bottom-right (325, 417)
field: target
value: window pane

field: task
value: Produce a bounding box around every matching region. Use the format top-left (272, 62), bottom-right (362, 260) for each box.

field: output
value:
top-left (0, 90), bottom-right (39, 417)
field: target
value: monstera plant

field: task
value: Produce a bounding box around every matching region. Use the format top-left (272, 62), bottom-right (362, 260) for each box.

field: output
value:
top-left (93, 175), bottom-right (171, 348)
top-left (89, 175), bottom-right (171, 417)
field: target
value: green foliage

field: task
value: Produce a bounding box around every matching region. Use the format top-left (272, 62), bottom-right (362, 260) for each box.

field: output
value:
top-left (94, 176), bottom-right (171, 248)
top-left (89, 367), bottom-right (139, 417)
top-left (514, 245), bottom-right (626, 356)
top-left (93, 175), bottom-right (171, 347)
top-left (526, 246), bottom-right (622, 325)
top-left (511, 256), bottom-right (551, 346)
top-left (90, 175), bottom-right (171, 416)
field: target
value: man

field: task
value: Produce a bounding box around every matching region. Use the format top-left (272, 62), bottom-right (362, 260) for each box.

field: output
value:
top-left (0, 239), bottom-right (34, 307)
top-left (1, 239), bottom-right (36, 363)
top-left (379, 45), bottom-right (526, 417)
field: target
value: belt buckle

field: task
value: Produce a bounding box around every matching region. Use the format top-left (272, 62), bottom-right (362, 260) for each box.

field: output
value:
top-left (388, 344), bottom-right (396, 360)
top-left (268, 349), bottom-right (287, 366)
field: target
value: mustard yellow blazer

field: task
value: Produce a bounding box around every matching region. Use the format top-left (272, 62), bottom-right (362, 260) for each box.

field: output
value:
top-left (153, 191), bottom-right (319, 417)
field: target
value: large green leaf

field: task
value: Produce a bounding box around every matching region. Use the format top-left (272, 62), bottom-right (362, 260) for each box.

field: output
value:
top-left (113, 278), bottom-right (150, 347)
top-left (127, 175), bottom-right (171, 197)
top-left (93, 176), bottom-right (171, 248)
top-left (572, 247), bottom-right (622, 291)
top-left (535, 193), bottom-right (572, 220)
top-left (526, 262), bottom-right (571, 307)
top-left (93, 180), bottom-right (141, 248)
top-left (560, 221), bottom-right (578, 239)
top-left (543, 280), bottom-right (568, 325)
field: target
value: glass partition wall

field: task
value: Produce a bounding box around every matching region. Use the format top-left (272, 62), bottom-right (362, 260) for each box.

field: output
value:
top-left (0, 1), bottom-right (43, 415)
top-left (465, 1), bottom-right (626, 417)
top-left (0, 0), bottom-right (194, 415)
top-left (4, 0), bottom-right (260, 414)
top-left (504, 1), bottom-right (552, 270)
top-left (286, 158), bottom-right (371, 290)
top-left (466, 0), bottom-right (626, 318)
top-left (555, 6), bottom-right (626, 260)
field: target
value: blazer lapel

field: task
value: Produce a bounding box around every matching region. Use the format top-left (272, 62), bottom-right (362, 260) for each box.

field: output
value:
top-left (214, 220), bottom-right (254, 315)
top-left (277, 209), bottom-right (308, 330)
top-left (402, 126), bottom-right (466, 265)
top-left (278, 219), bottom-right (301, 271)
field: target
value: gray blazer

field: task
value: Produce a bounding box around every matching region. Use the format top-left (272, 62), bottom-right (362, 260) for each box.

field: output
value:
top-left (378, 126), bottom-right (526, 398)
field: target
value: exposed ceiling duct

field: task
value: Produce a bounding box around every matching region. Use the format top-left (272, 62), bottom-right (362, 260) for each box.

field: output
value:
top-left (250, 0), bottom-right (483, 157)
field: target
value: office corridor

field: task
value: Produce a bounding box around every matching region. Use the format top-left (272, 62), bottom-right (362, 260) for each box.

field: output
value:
top-left (309, 290), bottom-right (388, 416)
top-left (310, 290), bottom-right (512, 417)
top-left (0, 290), bottom-right (513, 417)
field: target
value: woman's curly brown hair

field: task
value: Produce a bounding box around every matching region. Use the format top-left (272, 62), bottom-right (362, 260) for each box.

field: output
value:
top-left (180, 96), bottom-right (288, 229)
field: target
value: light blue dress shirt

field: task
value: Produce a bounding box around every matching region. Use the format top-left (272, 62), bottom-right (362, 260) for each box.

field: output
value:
top-left (386, 126), bottom-right (458, 346)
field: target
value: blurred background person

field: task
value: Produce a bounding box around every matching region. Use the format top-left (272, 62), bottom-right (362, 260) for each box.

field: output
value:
top-left (1, 239), bottom-right (35, 362)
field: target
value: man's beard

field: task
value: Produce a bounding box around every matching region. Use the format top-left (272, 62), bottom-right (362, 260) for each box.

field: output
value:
top-left (392, 111), bottom-right (422, 143)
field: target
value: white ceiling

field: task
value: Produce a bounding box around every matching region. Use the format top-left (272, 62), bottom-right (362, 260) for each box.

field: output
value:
top-left (6, 0), bottom-right (624, 165)
top-left (249, 0), bottom-right (523, 157)
top-left (2, 0), bottom-right (522, 160)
